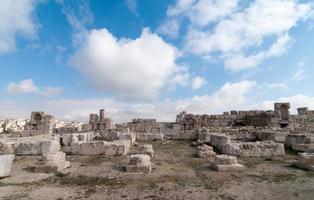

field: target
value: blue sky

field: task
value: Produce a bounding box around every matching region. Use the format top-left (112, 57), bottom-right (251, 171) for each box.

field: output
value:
top-left (0, 0), bottom-right (314, 122)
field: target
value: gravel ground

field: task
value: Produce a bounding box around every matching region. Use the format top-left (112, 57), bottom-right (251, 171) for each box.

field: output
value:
top-left (1, 140), bottom-right (314, 200)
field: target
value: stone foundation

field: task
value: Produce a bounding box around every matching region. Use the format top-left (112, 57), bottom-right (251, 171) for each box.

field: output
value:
top-left (136, 133), bottom-right (164, 142)
top-left (71, 140), bottom-right (130, 156)
top-left (221, 141), bottom-right (285, 157)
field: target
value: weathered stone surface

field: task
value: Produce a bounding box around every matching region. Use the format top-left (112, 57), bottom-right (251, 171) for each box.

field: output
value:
top-left (119, 132), bottom-right (136, 145)
top-left (197, 144), bottom-right (216, 158)
top-left (138, 144), bottom-right (154, 158)
top-left (34, 152), bottom-right (70, 173)
top-left (221, 141), bottom-right (285, 157)
top-left (0, 155), bottom-right (15, 178)
top-left (61, 132), bottom-right (93, 146)
top-left (41, 140), bottom-right (60, 156)
top-left (209, 133), bottom-right (231, 149)
top-left (136, 133), bottom-right (163, 142)
top-left (125, 154), bottom-right (151, 174)
top-left (0, 136), bottom-right (60, 156)
top-left (76, 141), bottom-right (106, 155)
top-left (15, 141), bottom-right (42, 155)
top-left (72, 140), bottom-right (130, 156)
top-left (294, 153), bottom-right (314, 171)
top-left (285, 134), bottom-right (314, 152)
top-left (211, 155), bottom-right (244, 172)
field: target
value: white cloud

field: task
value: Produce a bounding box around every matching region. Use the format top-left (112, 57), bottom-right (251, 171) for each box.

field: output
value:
top-left (70, 28), bottom-right (181, 101)
top-left (191, 76), bottom-right (206, 89)
top-left (125, 0), bottom-right (139, 16)
top-left (5, 79), bottom-right (62, 97)
top-left (261, 94), bottom-right (314, 114)
top-left (265, 83), bottom-right (288, 89)
top-left (0, 0), bottom-right (39, 54)
top-left (167, 0), bottom-right (239, 27)
top-left (157, 19), bottom-right (181, 39)
top-left (40, 87), bottom-right (63, 97)
top-left (166, 0), bottom-right (313, 71)
top-left (6, 79), bottom-right (39, 94)
top-left (0, 80), bottom-right (256, 121)
top-left (291, 59), bottom-right (306, 81)
top-left (292, 69), bottom-right (305, 81)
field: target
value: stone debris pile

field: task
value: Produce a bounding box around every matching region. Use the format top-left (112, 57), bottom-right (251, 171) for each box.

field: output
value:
top-left (197, 144), bottom-right (216, 158)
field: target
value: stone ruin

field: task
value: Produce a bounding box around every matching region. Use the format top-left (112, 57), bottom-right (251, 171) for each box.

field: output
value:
top-left (10, 112), bottom-right (54, 137)
top-left (2, 103), bottom-right (314, 179)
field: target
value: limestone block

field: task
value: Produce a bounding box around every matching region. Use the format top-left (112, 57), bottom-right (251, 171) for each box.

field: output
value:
top-left (211, 155), bottom-right (244, 172)
top-left (210, 133), bottom-right (231, 149)
top-left (41, 140), bottom-right (60, 156)
top-left (114, 140), bottom-right (130, 156)
top-left (15, 141), bottom-right (42, 155)
top-left (214, 155), bottom-right (237, 165)
top-left (125, 154), bottom-right (151, 174)
top-left (43, 151), bottom-right (66, 166)
top-left (197, 144), bottom-right (216, 158)
top-left (138, 144), bottom-right (154, 158)
top-left (294, 153), bottom-right (314, 171)
top-left (77, 141), bottom-right (106, 155)
top-left (136, 133), bottom-right (164, 142)
top-left (0, 155), bottom-right (15, 178)
top-left (119, 132), bottom-right (136, 145)
top-left (0, 141), bottom-right (15, 154)
top-left (221, 141), bottom-right (285, 157)
top-left (61, 134), bottom-right (72, 146)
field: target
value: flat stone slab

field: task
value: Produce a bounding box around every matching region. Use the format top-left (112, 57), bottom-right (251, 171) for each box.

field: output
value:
top-left (211, 163), bottom-right (245, 172)
top-left (0, 155), bottom-right (15, 178)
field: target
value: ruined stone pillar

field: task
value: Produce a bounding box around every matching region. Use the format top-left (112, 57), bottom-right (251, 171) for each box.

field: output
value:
top-left (99, 109), bottom-right (105, 121)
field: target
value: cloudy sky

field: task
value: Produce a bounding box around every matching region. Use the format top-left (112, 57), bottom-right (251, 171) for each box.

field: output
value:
top-left (1, 0), bottom-right (314, 122)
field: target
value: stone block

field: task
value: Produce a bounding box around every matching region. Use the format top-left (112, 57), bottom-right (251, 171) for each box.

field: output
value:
top-left (77, 141), bottom-right (106, 155)
top-left (294, 153), bottom-right (314, 171)
top-left (210, 133), bottom-right (231, 149)
top-left (136, 133), bottom-right (164, 142)
top-left (138, 144), bottom-right (154, 158)
top-left (15, 141), bottom-right (42, 155)
top-left (0, 155), bottom-right (15, 178)
top-left (125, 154), bottom-right (151, 174)
top-left (119, 132), bottom-right (136, 145)
top-left (41, 140), bottom-right (60, 156)
top-left (214, 155), bottom-right (237, 165)
top-left (197, 144), bottom-right (216, 158)
top-left (211, 155), bottom-right (244, 172)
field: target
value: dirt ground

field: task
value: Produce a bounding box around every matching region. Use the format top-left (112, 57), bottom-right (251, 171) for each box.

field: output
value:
top-left (1, 140), bottom-right (314, 200)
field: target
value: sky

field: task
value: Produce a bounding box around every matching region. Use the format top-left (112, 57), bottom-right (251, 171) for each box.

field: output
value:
top-left (0, 0), bottom-right (314, 122)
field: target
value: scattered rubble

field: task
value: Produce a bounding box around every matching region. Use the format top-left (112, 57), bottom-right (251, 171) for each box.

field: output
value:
top-left (197, 144), bottom-right (216, 158)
